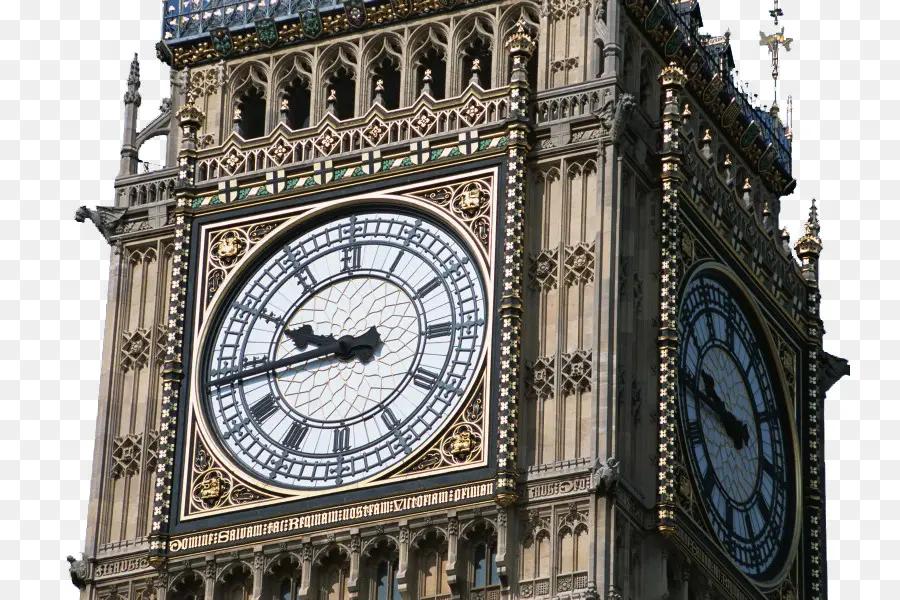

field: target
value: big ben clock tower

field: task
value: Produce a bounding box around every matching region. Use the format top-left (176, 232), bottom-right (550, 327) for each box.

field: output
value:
top-left (71, 0), bottom-right (847, 599)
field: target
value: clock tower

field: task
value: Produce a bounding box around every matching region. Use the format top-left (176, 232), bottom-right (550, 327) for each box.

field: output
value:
top-left (71, 1), bottom-right (847, 599)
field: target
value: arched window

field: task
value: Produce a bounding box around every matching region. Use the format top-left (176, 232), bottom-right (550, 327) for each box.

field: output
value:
top-left (236, 87), bottom-right (266, 139)
top-left (283, 77), bottom-right (311, 130)
top-left (415, 531), bottom-right (449, 600)
top-left (472, 542), bottom-right (499, 588)
top-left (317, 548), bottom-right (351, 600)
top-left (411, 26), bottom-right (449, 101)
top-left (327, 66), bottom-right (356, 120)
top-left (371, 56), bottom-right (401, 110)
top-left (269, 555), bottom-right (302, 600)
top-left (460, 35), bottom-right (492, 89)
top-left (375, 559), bottom-right (400, 600)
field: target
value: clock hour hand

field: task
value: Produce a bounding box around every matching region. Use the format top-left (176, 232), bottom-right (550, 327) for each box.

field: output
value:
top-left (284, 324), bottom-right (335, 350)
top-left (208, 327), bottom-right (382, 387)
top-left (695, 372), bottom-right (751, 450)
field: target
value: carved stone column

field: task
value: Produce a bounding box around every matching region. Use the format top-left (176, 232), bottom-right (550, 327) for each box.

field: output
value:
top-left (252, 548), bottom-right (265, 600)
top-left (446, 516), bottom-right (461, 599)
top-left (397, 524), bottom-right (411, 600)
top-left (154, 571), bottom-right (168, 600)
top-left (349, 532), bottom-right (361, 599)
top-left (204, 557), bottom-right (216, 600)
top-left (298, 542), bottom-right (313, 600)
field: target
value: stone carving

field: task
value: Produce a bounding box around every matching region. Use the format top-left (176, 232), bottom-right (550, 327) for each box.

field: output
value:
top-left (187, 434), bottom-right (280, 515)
top-left (120, 328), bottom-right (152, 371)
top-left (565, 242), bottom-right (595, 285)
top-left (528, 356), bottom-right (555, 399)
top-left (561, 350), bottom-right (592, 393)
top-left (111, 433), bottom-right (143, 479)
top-left (541, 0), bottom-right (590, 20)
top-left (67, 554), bottom-right (89, 590)
top-left (529, 248), bottom-right (558, 290)
top-left (75, 205), bottom-right (127, 244)
top-left (401, 389), bottom-right (485, 473)
top-left (407, 177), bottom-right (494, 251)
top-left (590, 456), bottom-right (620, 496)
top-left (206, 219), bottom-right (286, 303)
top-left (596, 93), bottom-right (636, 144)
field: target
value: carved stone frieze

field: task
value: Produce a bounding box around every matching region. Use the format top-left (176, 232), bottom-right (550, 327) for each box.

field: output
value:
top-left (406, 176), bottom-right (493, 252)
top-left (540, 0), bottom-right (590, 20)
top-left (564, 242), bottom-right (595, 286)
top-left (529, 248), bottom-right (559, 290)
top-left (205, 218), bottom-right (288, 304)
top-left (399, 388), bottom-right (485, 474)
top-left (527, 356), bottom-right (555, 400)
top-left (111, 433), bottom-right (143, 479)
top-left (120, 328), bottom-right (152, 371)
top-left (561, 350), bottom-right (592, 393)
top-left (187, 433), bottom-right (282, 516)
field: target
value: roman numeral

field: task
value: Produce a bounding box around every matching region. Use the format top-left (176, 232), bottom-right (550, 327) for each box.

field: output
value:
top-left (426, 322), bottom-right (453, 339)
top-left (249, 394), bottom-right (278, 423)
top-left (702, 469), bottom-right (716, 496)
top-left (341, 245), bottom-right (361, 272)
top-left (381, 408), bottom-right (399, 429)
top-left (333, 427), bottom-right (350, 453)
top-left (282, 423), bottom-right (308, 449)
top-left (388, 250), bottom-right (405, 273)
top-left (413, 367), bottom-right (439, 390)
top-left (415, 277), bottom-right (441, 299)
top-left (687, 421), bottom-right (703, 445)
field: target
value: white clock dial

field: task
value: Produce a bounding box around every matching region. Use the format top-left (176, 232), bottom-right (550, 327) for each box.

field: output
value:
top-left (203, 211), bottom-right (488, 489)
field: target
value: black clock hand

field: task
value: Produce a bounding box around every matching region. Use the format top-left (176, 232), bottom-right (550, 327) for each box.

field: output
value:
top-left (209, 326), bottom-right (382, 387)
top-left (284, 324), bottom-right (335, 350)
top-left (695, 372), bottom-right (751, 450)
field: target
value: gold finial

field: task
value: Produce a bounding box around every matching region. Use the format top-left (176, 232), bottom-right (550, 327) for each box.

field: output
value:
top-left (375, 78), bottom-right (384, 92)
top-left (702, 129), bottom-right (712, 142)
top-left (743, 177), bottom-right (752, 192)
top-left (724, 153), bottom-right (733, 167)
top-left (423, 68), bottom-right (433, 82)
top-left (682, 103), bottom-right (692, 119)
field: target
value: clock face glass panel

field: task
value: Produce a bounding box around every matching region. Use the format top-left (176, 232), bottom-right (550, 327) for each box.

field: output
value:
top-left (202, 210), bottom-right (488, 490)
top-left (677, 271), bottom-right (794, 580)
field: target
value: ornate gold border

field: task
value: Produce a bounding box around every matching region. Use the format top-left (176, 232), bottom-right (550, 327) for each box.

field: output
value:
top-left (178, 167), bottom-right (499, 520)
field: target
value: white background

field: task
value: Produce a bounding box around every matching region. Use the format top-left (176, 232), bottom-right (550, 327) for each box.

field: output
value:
top-left (0, 0), bottom-right (889, 597)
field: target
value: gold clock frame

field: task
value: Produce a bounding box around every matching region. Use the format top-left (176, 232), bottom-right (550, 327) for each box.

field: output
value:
top-left (177, 167), bottom-right (500, 521)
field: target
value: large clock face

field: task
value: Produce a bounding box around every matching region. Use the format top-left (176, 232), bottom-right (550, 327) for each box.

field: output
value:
top-left (677, 271), bottom-right (794, 580)
top-left (202, 210), bottom-right (488, 490)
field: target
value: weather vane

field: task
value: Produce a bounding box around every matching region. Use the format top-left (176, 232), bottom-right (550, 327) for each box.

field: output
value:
top-left (759, 0), bottom-right (793, 105)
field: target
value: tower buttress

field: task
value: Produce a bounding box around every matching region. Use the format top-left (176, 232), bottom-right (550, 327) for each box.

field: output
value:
top-left (120, 53), bottom-right (141, 176)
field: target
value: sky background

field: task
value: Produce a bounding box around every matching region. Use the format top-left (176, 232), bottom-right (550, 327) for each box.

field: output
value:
top-left (0, 0), bottom-right (891, 598)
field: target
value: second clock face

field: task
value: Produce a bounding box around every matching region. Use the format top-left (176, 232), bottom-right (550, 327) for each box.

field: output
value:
top-left (677, 271), bottom-right (794, 580)
top-left (202, 210), bottom-right (488, 490)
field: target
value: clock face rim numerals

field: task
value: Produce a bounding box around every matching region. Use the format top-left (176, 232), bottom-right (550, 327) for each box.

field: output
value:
top-left (677, 268), bottom-right (797, 582)
top-left (199, 209), bottom-right (489, 491)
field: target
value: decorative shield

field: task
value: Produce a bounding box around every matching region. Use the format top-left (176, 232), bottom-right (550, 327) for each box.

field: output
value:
top-left (300, 8), bottom-right (323, 38)
top-left (758, 145), bottom-right (777, 171)
top-left (722, 98), bottom-right (740, 127)
top-left (210, 28), bottom-right (233, 57)
top-left (645, 1), bottom-right (666, 31)
top-left (343, 0), bottom-right (367, 28)
top-left (665, 27), bottom-right (685, 56)
top-left (740, 121), bottom-right (761, 149)
top-left (255, 18), bottom-right (279, 48)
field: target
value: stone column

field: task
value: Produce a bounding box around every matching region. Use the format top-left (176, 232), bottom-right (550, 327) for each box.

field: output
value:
top-left (204, 557), bottom-right (216, 600)
top-left (252, 548), bottom-right (265, 600)
top-left (349, 532), bottom-right (361, 599)
top-left (397, 523), bottom-right (411, 600)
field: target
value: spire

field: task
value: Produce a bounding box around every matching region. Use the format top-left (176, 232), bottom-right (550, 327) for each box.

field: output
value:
top-left (124, 53), bottom-right (141, 106)
top-left (759, 0), bottom-right (793, 105)
top-left (119, 53), bottom-right (142, 176)
top-left (794, 198), bottom-right (823, 282)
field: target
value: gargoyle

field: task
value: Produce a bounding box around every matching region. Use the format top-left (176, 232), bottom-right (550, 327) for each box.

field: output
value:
top-left (75, 205), bottom-right (127, 244)
top-left (66, 554), bottom-right (88, 590)
top-left (595, 93), bottom-right (636, 144)
top-left (590, 456), bottom-right (620, 496)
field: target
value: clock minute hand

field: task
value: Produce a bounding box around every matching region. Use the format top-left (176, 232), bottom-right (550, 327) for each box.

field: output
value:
top-left (209, 338), bottom-right (341, 387)
top-left (697, 372), bottom-right (751, 450)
